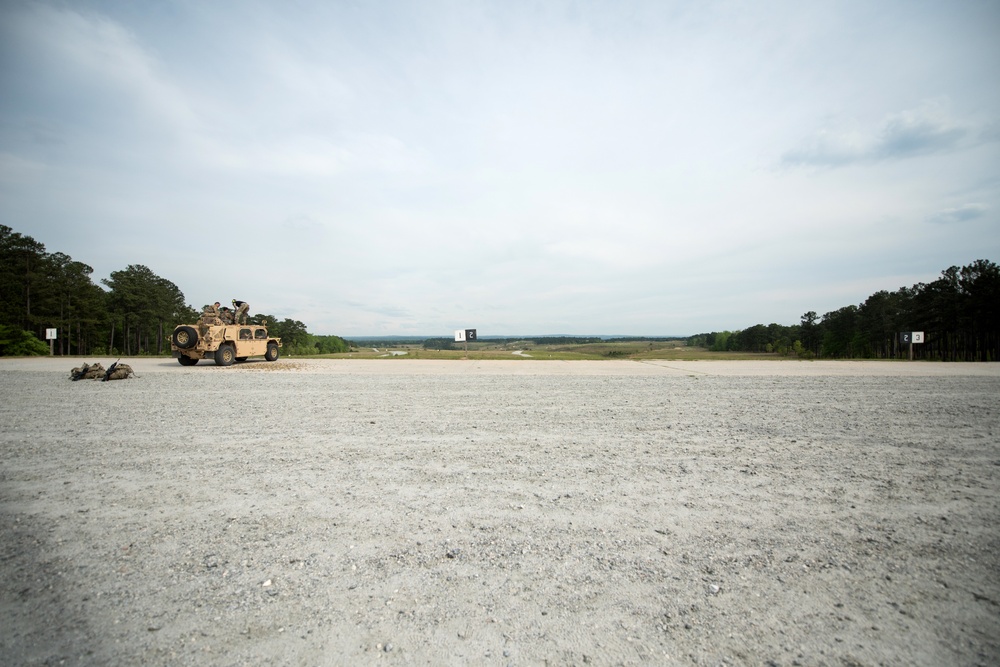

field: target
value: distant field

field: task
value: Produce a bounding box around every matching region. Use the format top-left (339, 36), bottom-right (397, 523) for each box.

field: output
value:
top-left (306, 340), bottom-right (781, 361)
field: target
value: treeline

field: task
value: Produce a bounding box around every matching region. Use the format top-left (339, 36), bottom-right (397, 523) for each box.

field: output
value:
top-left (1, 224), bottom-right (197, 356)
top-left (0, 225), bottom-right (346, 356)
top-left (688, 260), bottom-right (1000, 361)
top-left (352, 337), bottom-right (429, 347)
top-left (243, 315), bottom-right (348, 355)
top-left (292, 330), bottom-right (351, 355)
top-left (604, 336), bottom-right (677, 343)
top-left (422, 335), bottom-right (609, 350)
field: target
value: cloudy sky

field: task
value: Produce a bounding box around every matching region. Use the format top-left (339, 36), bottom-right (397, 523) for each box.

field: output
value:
top-left (1, 1), bottom-right (998, 336)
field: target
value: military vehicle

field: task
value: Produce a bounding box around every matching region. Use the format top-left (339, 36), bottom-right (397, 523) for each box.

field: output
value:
top-left (171, 307), bottom-right (281, 366)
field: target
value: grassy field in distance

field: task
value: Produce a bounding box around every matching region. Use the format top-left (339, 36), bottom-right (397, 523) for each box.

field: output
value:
top-left (301, 339), bottom-right (783, 361)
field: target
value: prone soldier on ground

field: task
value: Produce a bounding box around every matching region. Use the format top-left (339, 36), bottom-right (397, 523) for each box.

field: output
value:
top-left (69, 361), bottom-right (132, 381)
top-left (69, 362), bottom-right (105, 380)
top-left (102, 360), bottom-right (135, 381)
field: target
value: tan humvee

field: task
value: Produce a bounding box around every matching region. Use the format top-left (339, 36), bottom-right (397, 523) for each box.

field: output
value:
top-left (171, 306), bottom-right (282, 366)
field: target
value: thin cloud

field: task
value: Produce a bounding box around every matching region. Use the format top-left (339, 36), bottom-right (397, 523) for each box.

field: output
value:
top-left (15, 4), bottom-right (199, 133)
top-left (781, 100), bottom-right (977, 168)
top-left (346, 301), bottom-right (413, 319)
top-left (927, 203), bottom-right (987, 225)
top-left (281, 214), bottom-right (326, 234)
top-left (874, 106), bottom-right (967, 159)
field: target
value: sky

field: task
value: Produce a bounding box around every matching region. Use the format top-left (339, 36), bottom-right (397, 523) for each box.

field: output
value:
top-left (1, 0), bottom-right (998, 336)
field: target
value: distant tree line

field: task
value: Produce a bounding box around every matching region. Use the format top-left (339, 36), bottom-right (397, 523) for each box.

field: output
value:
top-left (421, 338), bottom-right (457, 350)
top-left (421, 335), bottom-right (613, 350)
top-left (352, 337), bottom-right (430, 347)
top-left (688, 260), bottom-right (999, 361)
top-left (603, 336), bottom-right (677, 343)
top-left (0, 225), bottom-right (345, 356)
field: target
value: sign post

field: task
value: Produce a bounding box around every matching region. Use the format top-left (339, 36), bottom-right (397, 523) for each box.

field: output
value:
top-left (45, 328), bottom-right (57, 356)
top-left (454, 328), bottom-right (477, 356)
top-left (899, 331), bottom-right (924, 361)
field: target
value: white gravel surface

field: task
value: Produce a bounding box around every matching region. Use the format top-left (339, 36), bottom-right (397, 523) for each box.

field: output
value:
top-left (2, 357), bottom-right (999, 666)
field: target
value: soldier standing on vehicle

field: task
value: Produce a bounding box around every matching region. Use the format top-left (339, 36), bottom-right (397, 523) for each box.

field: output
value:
top-left (232, 299), bottom-right (249, 324)
top-left (203, 302), bottom-right (223, 325)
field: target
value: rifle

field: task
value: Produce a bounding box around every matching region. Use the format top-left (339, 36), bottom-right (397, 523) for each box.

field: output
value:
top-left (102, 359), bottom-right (120, 382)
top-left (71, 363), bottom-right (89, 381)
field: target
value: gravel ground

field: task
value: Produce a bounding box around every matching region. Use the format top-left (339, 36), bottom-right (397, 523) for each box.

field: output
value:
top-left (1, 357), bottom-right (999, 666)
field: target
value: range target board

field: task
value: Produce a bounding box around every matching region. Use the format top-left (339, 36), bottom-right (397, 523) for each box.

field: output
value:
top-left (454, 329), bottom-right (478, 342)
top-left (899, 331), bottom-right (925, 360)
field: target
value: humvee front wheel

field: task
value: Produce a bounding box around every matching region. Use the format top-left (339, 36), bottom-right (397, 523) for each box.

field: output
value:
top-left (266, 342), bottom-right (280, 362)
top-left (172, 326), bottom-right (198, 349)
top-left (215, 344), bottom-right (236, 367)
top-left (178, 355), bottom-right (198, 366)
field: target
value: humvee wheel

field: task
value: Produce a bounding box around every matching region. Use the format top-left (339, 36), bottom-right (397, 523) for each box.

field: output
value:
top-left (215, 344), bottom-right (236, 366)
top-left (178, 356), bottom-right (198, 366)
top-left (266, 342), bottom-right (280, 362)
top-left (172, 326), bottom-right (198, 349)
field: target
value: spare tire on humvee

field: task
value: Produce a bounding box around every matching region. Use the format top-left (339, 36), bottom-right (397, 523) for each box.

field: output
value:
top-left (171, 306), bottom-right (282, 366)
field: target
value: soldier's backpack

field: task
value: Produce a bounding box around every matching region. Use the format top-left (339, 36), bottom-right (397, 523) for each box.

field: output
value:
top-left (70, 363), bottom-right (105, 380)
top-left (102, 362), bottom-right (134, 381)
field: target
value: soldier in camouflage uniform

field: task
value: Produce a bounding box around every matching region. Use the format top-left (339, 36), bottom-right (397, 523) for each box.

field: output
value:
top-left (232, 299), bottom-right (249, 325)
top-left (201, 302), bottom-right (223, 325)
top-left (102, 361), bottom-right (134, 381)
